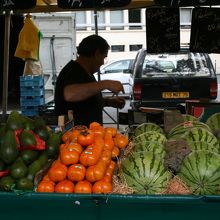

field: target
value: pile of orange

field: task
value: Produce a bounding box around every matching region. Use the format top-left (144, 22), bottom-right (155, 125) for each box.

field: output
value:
top-left (36, 122), bottom-right (129, 194)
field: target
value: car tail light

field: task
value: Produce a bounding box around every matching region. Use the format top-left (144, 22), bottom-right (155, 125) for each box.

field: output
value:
top-left (210, 80), bottom-right (217, 98)
top-left (133, 83), bottom-right (142, 100)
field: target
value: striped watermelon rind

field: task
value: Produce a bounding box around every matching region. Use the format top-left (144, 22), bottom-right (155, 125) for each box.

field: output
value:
top-left (177, 150), bottom-right (220, 195)
top-left (182, 114), bottom-right (199, 122)
top-left (186, 141), bottom-right (220, 154)
top-left (133, 141), bottom-right (166, 157)
top-left (167, 121), bottom-right (211, 140)
top-left (119, 151), bottom-right (172, 194)
top-left (133, 122), bottom-right (164, 137)
top-left (133, 131), bottom-right (167, 145)
top-left (206, 112), bottom-right (220, 134)
top-left (182, 127), bottom-right (220, 153)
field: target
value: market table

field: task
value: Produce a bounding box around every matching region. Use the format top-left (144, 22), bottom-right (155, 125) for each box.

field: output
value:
top-left (0, 192), bottom-right (220, 220)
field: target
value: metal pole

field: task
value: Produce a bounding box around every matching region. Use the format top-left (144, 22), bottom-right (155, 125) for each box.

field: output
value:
top-left (2, 10), bottom-right (11, 118)
top-left (93, 10), bottom-right (120, 129)
top-left (94, 9), bottom-right (98, 36)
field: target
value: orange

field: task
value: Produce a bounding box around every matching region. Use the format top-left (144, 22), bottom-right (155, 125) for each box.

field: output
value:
top-left (105, 127), bottom-right (117, 137)
top-left (113, 133), bottom-right (129, 149)
top-left (60, 147), bottom-right (79, 165)
top-left (74, 180), bottom-right (92, 194)
top-left (48, 164), bottom-right (67, 182)
top-left (67, 164), bottom-right (86, 182)
top-left (54, 179), bottom-right (74, 193)
top-left (37, 180), bottom-right (55, 193)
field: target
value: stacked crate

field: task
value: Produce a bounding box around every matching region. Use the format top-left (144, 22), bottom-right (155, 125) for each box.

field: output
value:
top-left (20, 75), bottom-right (45, 116)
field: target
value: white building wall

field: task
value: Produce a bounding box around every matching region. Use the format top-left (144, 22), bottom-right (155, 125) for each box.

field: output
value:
top-left (75, 9), bottom-right (220, 73)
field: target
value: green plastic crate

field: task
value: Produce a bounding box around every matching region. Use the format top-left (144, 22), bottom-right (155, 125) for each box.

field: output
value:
top-left (0, 192), bottom-right (220, 220)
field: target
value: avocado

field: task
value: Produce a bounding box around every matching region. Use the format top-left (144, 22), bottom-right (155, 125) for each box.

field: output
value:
top-left (10, 160), bottom-right (28, 179)
top-left (0, 159), bottom-right (5, 171)
top-left (6, 110), bottom-right (23, 131)
top-left (16, 177), bottom-right (34, 191)
top-left (46, 132), bottom-right (62, 158)
top-left (20, 150), bottom-right (39, 165)
top-left (37, 151), bottom-right (48, 167)
top-left (33, 116), bottom-right (46, 128)
top-left (20, 130), bottom-right (36, 147)
top-left (21, 116), bottom-right (35, 131)
top-left (34, 126), bottom-right (50, 141)
top-left (28, 159), bottom-right (42, 176)
top-left (0, 176), bottom-right (15, 191)
top-left (0, 130), bottom-right (19, 164)
top-left (0, 123), bottom-right (6, 145)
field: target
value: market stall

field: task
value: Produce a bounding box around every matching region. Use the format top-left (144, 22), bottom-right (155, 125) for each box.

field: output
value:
top-left (1, 1), bottom-right (156, 116)
top-left (1, 1), bottom-right (220, 219)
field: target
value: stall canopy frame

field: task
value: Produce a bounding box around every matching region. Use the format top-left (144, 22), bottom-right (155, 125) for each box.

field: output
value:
top-left (1, 0), bottom-right (155, 118)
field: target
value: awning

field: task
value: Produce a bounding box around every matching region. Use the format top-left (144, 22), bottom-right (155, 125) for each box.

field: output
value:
top-left (15, 0), bottom-right (155, 13)
top-left (1, 0), bottom-right (155, 117)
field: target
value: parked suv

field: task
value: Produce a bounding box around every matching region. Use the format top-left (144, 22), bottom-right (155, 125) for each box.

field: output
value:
top-left (94, 59), bottom-right (134, 98)
top-left (130, 49), bottom-right (218, 110)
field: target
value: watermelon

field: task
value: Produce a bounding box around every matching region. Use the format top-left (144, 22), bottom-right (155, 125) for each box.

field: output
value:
top-left (119, 151), bottom-right (172, 194)
top-left (182, 127), bottom-right (220, 153)
top-left (182, 114), bottom-right (198, 122)
top-left (132, 122), bottom-right (164, 138)
top-left (167, 121), bottom-right (211, 140)
top-left (133, 141), bottom-right (166, 158)
top-left (178, 150), bottom-right (220, 195)
top-left (206, 112), bottom-right (220, 135)
top-left (133, 131), bottom-right (167, 145)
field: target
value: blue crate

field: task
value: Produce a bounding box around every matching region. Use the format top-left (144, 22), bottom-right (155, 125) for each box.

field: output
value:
top-left (21, 110), bottom-right (39, 117)
top-left (20, 96), bottom-right (45, 106)
top-left (20, 87), bottom-right (44, 96)
top-left (20, 75), bottom-right (44, 87)
top-left (21, 106), bottom-right (40, 116)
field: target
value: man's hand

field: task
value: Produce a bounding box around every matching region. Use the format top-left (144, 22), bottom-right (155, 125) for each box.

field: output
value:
top-left (102, 80), bottom-right (125, 95)
top-left (104, 96), bottom-right (125, 109)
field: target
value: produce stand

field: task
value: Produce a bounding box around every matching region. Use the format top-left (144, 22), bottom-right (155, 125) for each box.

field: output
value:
top-left (1, 1), bottom-right (220, 219)
top-left (0, 192), bottom-right (220, 220)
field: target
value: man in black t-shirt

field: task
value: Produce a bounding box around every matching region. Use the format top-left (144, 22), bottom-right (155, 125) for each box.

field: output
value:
top-left (55, 35), bottom-right (125, 127)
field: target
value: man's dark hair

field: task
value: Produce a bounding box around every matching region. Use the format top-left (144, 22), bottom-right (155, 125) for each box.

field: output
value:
top-left (77, 34), bottom-right (110, 57)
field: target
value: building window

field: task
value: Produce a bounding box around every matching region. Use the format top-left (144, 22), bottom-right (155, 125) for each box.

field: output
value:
top-left (111, 45), bottom-right (125, 52)
top-left (180, 8), bottom-right (192, 27)
top-left (75, 11), bottom-right (87, 30)
top-left (129, 9), bottom-right (141, 30)
top-left (129, 44), bottom-right (143, 51)
top-left (91, 11), bottom-right (105, 30)
top-left (110, 11), bottom-right (124, 30)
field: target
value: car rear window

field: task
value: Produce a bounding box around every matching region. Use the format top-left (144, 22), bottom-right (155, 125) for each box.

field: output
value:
top-left (140, 52), bottom-right (212, 78)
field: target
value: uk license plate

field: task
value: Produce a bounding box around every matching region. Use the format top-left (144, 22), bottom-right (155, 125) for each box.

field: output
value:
top-left (162, 92), bottom-right (189, 99)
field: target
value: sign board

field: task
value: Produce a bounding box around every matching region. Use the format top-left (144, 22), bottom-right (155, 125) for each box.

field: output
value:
top-left (0, 0), bottom-right (36, 10)
top-left (58, 0), bottom-right (131, 9)
top-left (146, 7), bottom-right (180, 53)
top-left (155, 0), bottom-right (220, 7)
top-left (190, 8), bottom-right (220, 53)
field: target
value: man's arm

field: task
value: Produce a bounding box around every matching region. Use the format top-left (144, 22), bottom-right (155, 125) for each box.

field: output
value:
top-left (64, 80), bottom-right (124, 102)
